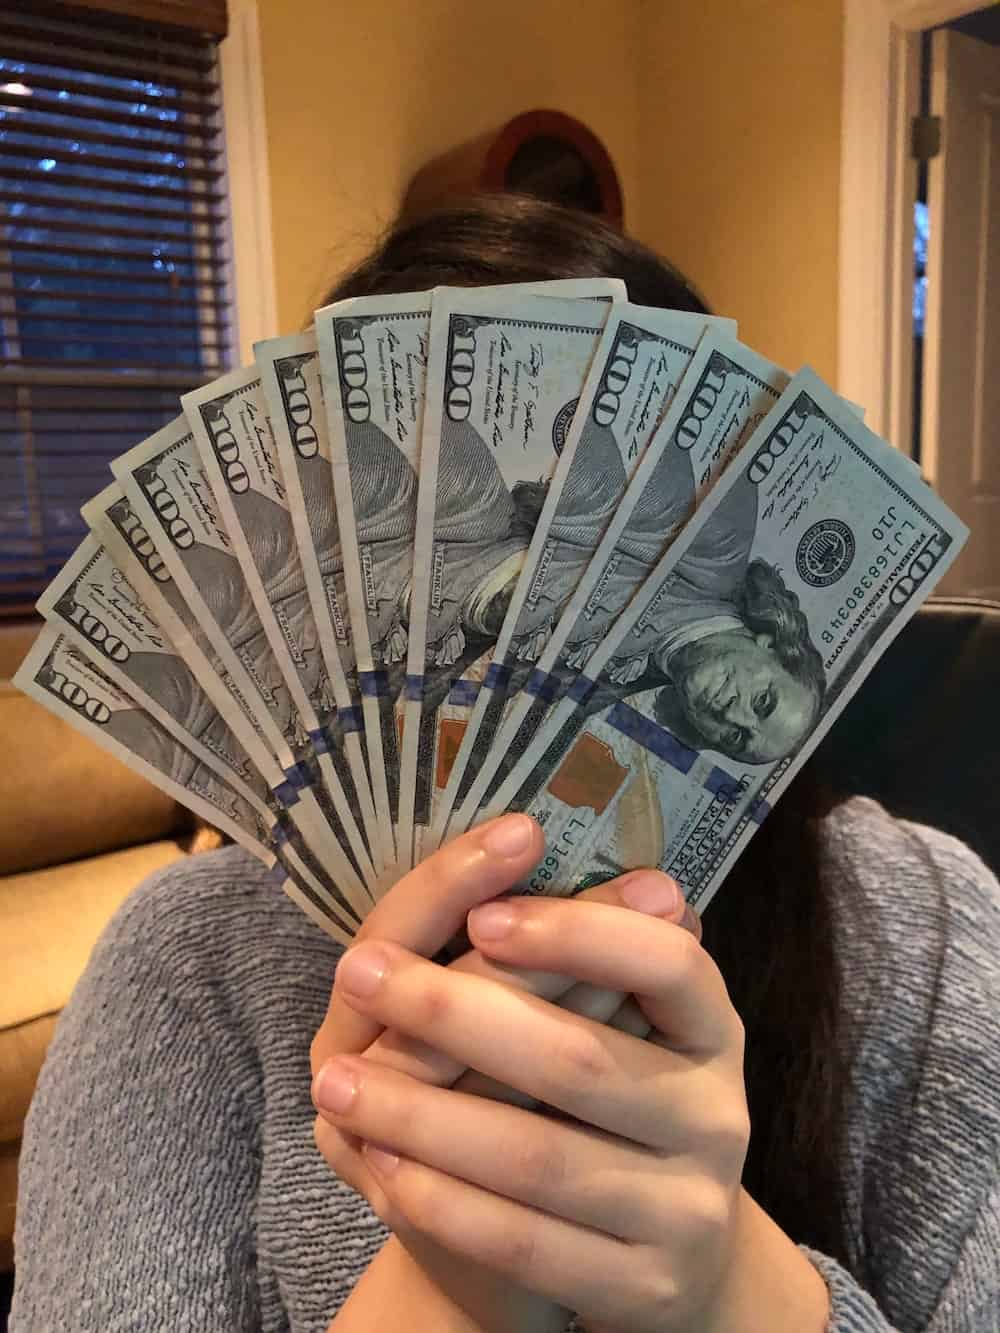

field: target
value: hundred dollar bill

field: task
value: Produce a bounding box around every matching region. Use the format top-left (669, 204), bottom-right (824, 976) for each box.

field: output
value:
top-left (436, 303), bottom-right (735, 846)
top-left (82, 483), bottom-right (361, 923)
top-left (37, 533), bottom-right (271, 809)
top-left (478, 368), bottom-right (967, 908)
top-left (181, 366), bottom-right (376, 895)
top-left (15, 627), bottom-right (358, 945)
top-left (399, 286), bottom-right (628, 869)
top-left (255, 330), bottom-right (386, 878)
top-left (315, 290), bottom-right (432, 871)
top-left (314, 279), bottom-right (620, 873)
top-left (33, 531), bottom-right (365, 923)
top-left (108, 423), bottom-right (372, 915)
top-left (450, 331), bottom-right (783, 825)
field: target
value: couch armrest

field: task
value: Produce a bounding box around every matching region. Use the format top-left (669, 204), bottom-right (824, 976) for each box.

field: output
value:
top-left (1, 663), bottom-right (189, 876)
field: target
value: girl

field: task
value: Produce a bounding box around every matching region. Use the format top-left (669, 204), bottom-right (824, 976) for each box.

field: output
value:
top-left (11, 197), bottom-right (999, 1333)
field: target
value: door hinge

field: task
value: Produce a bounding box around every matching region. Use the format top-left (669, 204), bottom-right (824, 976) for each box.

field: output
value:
top-left (911, 114), bottom-right (942, 162)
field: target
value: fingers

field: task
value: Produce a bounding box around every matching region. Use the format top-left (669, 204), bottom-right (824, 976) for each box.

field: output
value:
top-left (604, 869), bottom-right (702, 942)
top-left (451, 983), bottom-right (646, 1107)
top-left (316, 1052), bottom-right (746, 1330)
top-left (357, 1148), bottom-right (635, 1324)
top-left (602, 994), bottom-right (651, 1038)
top-left (465, 893), bottom-right (726, 1050)
top-left (329, 940), bottom-right (735, 1148)
top-left (313, 1050), bottom-right (688, 1247)
top-left (358, 870), bottom-right (697, 1088)
top-left (313, 865), bottom-right (689, 1200)
top-left (313, 1057), bottom-right (664, 1238)
top-left (311, 813), bottom-right (544, 1069)
top-left (361, 814), bottom-right (541, 955)
top-left (314, 868), bottom-right (697, 1215)
top-left (451, 995), bottom-right (652, 1112)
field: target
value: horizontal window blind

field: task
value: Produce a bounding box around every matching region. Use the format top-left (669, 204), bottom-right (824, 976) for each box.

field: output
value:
top-left (1, 4), bottom-right (233, 615)
top-left (41, 2), bottom-right (229, 40)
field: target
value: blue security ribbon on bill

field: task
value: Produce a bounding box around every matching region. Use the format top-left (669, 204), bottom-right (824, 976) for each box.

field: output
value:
top-left (339, 704), bottom-right (364, 733)
top-left (359, 669), bottom-right (391, 698)
top-left (605, 700), bottom-right (698, 772)
top-left (272, 779), bottom-right (301, 806)
top-left (567, 674), bottom-right (597, 706)
top-left (273, 760), bottom-right (311, 806)
top-left (703, 765), bottom-right (748, 805)
top-left (605, 700), bottom-right (750, 808)
top-left (484, 661), bottom-right (513, 691)
top-left (524, 668), bottom-right (563, 705)
top-left (448, 679), bottom-right (480, 706)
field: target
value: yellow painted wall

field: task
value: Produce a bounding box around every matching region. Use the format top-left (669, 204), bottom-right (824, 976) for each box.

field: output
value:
top-left (636, 0), bottom-right (843, 382)
top-left (256, 0), bottom-right (643, 330)
top-left (255, 0), bottom-right (843, 382)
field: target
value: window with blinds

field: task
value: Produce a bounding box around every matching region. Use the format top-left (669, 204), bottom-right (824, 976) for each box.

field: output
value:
top-left (0, 3), bottom-right (232, 616)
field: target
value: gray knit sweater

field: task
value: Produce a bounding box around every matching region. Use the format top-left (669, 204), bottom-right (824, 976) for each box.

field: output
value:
top-left (10, 798), bottom-right (1000, 1332)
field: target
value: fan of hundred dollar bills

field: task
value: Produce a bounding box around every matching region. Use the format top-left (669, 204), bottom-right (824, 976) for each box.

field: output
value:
top-left (15, 280), bottom-right (968, 945)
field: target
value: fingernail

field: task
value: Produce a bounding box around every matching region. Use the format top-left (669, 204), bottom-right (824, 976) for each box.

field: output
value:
top-left (336, 944), bottom-right (389, 998)
top-left (467, 900), bottom-right (517, 939)
top-left (363, 1142), bottom-right (400, 1175)
top-left (480, 813), bottom-right (535, 858)
top-left (619, 871), bottom-right (682, 917)
top-left (314, 1057), bottom-right (359, 1114)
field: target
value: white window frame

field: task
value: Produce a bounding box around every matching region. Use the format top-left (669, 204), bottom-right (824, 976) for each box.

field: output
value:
top-left (218, 0), bottom-right (277, 366)
top-left (838, 0), bottom-right (983, 448)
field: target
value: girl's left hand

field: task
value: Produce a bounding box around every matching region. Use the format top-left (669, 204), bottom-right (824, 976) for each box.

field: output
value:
top-left (315, 892), bottom-right (757, 1333)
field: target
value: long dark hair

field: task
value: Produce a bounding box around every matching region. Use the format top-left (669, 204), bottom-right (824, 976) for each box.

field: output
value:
top-left (322, 194), bottom-right (857, 1270)
top-left (740, 558), bottom-right (828, 701)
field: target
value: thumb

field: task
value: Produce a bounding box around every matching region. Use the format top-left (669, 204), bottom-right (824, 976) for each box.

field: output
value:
top-left (576, 868), bottom-right (702, 943)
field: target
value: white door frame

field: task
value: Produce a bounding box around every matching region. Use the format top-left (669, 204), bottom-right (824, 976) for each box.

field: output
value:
top-left (218, 0), bottom-right (278, 364)
top-left (839, 0), bottom-right (982, 449)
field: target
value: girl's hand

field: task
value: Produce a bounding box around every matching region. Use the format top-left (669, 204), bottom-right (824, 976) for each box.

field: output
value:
top-left (311, 814), bottom-right (699, 1185)
top-left (311, 814), bottom-right (701, 1333)
top-left (314, 881), bottom-right (828, 1333)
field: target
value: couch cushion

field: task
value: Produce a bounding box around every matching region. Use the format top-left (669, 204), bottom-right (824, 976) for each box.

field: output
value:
top-left (0, 676), bottom-right (185, 875)
top-left (0, 839), bottom-right (186, 1139)
top-left (0, 622), bottom-right (39, 682)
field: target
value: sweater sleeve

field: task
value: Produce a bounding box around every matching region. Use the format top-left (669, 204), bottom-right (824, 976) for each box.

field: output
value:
top-left (798, 807), bottom-right (1000, 1333)
top-left (10, 860), bottom-right (267, 1333)
top-left (802, 1178), bottom-right (1000, 1333)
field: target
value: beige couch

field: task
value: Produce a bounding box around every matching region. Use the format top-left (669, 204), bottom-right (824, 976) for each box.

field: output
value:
top-left (0, 621), bottom-right (194, 1270)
